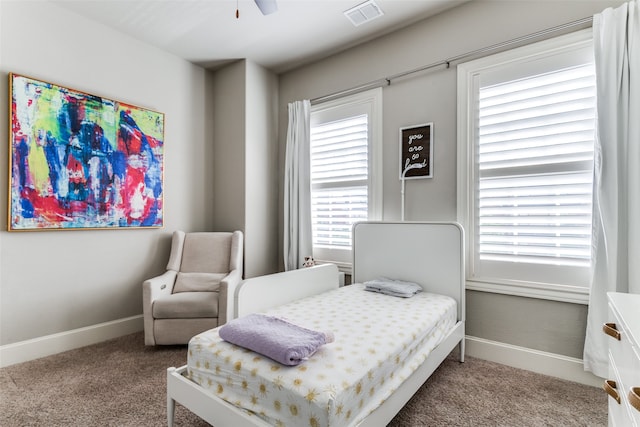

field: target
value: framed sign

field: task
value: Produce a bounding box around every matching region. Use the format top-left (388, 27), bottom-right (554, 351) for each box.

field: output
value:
top-left (399, 123), bottom-right (433, 180)
top-left (8, 73), bottom-right (164, 231)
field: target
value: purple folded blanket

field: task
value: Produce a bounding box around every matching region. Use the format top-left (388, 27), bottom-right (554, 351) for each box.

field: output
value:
top-left (218, 313), bottom-right (334, 366)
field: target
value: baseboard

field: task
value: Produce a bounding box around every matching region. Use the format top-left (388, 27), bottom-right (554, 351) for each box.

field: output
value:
top-left (0, 315), bottom-right (144, 368)
top-left (465, 335), bottom-right (602, 387)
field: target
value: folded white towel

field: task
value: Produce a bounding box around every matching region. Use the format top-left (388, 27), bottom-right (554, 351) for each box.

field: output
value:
top-left (363, 277), bottom-right (422, 298)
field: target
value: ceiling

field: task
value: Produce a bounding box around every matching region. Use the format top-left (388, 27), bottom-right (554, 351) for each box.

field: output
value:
top-left (50, 0), bottom-right (469, 73)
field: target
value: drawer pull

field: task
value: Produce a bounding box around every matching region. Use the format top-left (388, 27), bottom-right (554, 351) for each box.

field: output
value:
top-left (604, 380), bottom-right (621, 404)
top-left (603, 323), bottom-right (621, 340)
top-left (630, 387), bottom-right (640, 413)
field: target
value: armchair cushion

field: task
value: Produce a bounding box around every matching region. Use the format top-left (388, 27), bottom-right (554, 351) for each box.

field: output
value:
top-left (173, 272), bottom-right (226, 293)
top-left (152, 292), bottom-right (219, 319)
top-left (181, 233), bottom-right (232, 273)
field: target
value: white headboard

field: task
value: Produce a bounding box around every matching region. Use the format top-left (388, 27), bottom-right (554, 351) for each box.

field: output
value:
top-left (352, 221), bottom-right (465, 320)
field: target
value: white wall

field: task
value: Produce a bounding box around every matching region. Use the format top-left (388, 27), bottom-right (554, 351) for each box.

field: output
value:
top-left (212, 61), bottom-right (247, 234)
top-left (278, 0), bottom-right (626, 359)
top-left (212, 60), bottom-right (279, 279)
top-left (245, 61), bottom-right (279, 278)
top-left (0, 1), bottom-right (214, 347)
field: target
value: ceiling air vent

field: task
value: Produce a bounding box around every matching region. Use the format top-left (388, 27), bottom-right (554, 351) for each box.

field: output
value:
top-left (344, 0), bottom-right (384, 27)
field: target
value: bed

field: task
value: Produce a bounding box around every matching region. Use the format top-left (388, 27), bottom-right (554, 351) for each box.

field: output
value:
top-left (166, 221), bottom-right (465, 427)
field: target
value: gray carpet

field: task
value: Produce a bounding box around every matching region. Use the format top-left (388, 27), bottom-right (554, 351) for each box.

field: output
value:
top-left (0, 332), bottom-right (606, 426)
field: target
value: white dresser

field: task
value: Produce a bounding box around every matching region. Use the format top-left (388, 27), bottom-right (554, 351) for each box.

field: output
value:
top-left (605, 292), bottom-right (640, 426)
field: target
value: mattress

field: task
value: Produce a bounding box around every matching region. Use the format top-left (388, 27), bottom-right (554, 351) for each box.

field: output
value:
top-left (187, 283), bottom-right (457, 427)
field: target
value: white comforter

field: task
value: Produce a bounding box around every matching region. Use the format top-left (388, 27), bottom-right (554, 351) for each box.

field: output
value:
top-left (187, 283), bottom-right (456, 427)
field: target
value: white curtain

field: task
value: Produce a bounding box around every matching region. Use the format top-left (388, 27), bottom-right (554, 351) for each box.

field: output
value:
top-left (584, 0), bottom-right (640, 377)
top-left (283, 100), bottom-right (313, 271)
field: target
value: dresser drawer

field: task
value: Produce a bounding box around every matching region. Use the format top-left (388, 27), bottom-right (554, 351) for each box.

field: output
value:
top-left (607, 346), bottom-right (640, 426)
top-left (606, 293), bottom-right (640, 427)
top-left (606, 312), bottom-right (640, 394)
top-left (607, 354), bottom-right (628, 427)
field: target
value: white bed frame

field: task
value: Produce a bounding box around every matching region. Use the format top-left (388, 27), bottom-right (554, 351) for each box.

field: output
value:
top-left (167, 221), bottom-right (465, 427)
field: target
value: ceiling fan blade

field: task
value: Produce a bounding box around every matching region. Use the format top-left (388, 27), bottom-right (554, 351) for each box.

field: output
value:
top-left (254, 0), bottom-right (278, 15)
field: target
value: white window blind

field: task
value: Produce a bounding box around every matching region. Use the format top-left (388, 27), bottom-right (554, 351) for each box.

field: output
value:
top-left (311, 114), bottom-right (369, 249)
top-left (457, 29), bottom-right (596, 303)
top-left (478, 64), bottom-right (595, 267)
top-left (309, 88), bottom-right (382, 271)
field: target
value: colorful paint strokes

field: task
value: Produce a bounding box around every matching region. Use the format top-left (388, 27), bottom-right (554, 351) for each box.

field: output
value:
top-left (9, 73), bottom-right (164, 230)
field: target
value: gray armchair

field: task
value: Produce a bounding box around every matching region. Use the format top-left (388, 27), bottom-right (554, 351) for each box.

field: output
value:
top-left (142, 230), bottom-right (243, 345)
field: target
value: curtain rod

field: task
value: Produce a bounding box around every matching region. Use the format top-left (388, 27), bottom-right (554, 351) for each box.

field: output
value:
top-left (310, 16), bottom-right (593, 105)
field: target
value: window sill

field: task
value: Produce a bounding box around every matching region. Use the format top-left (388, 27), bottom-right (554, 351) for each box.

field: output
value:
top-left (466, 279), bottom-right (589, 304)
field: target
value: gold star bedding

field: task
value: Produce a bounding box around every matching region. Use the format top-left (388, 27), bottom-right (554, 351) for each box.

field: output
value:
top-left (187, 283), bottom-right (457, 427)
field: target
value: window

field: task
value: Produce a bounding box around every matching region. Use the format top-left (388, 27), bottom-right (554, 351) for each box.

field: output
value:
top-left (310, 88), bottom-right (382, 272)
top-left (457, 29), bottom-right (595, 303)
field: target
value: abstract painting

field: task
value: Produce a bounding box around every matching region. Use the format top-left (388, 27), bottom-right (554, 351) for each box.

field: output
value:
top-left (9, 73), bottom-right (164, 231)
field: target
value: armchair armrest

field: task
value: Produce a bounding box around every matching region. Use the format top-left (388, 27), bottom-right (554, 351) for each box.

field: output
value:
top-left (143, 270), bottom-right (177, 301)
top-left (218, 268), bottom-right (242, 324)
top-left (142, 270), bottom-right (177, 345)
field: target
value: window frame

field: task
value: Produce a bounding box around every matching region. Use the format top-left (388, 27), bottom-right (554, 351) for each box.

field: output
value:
top-left (456, 29), bottom-right (595, 304)
top-left (310, 88), bottom-right (383, 273)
